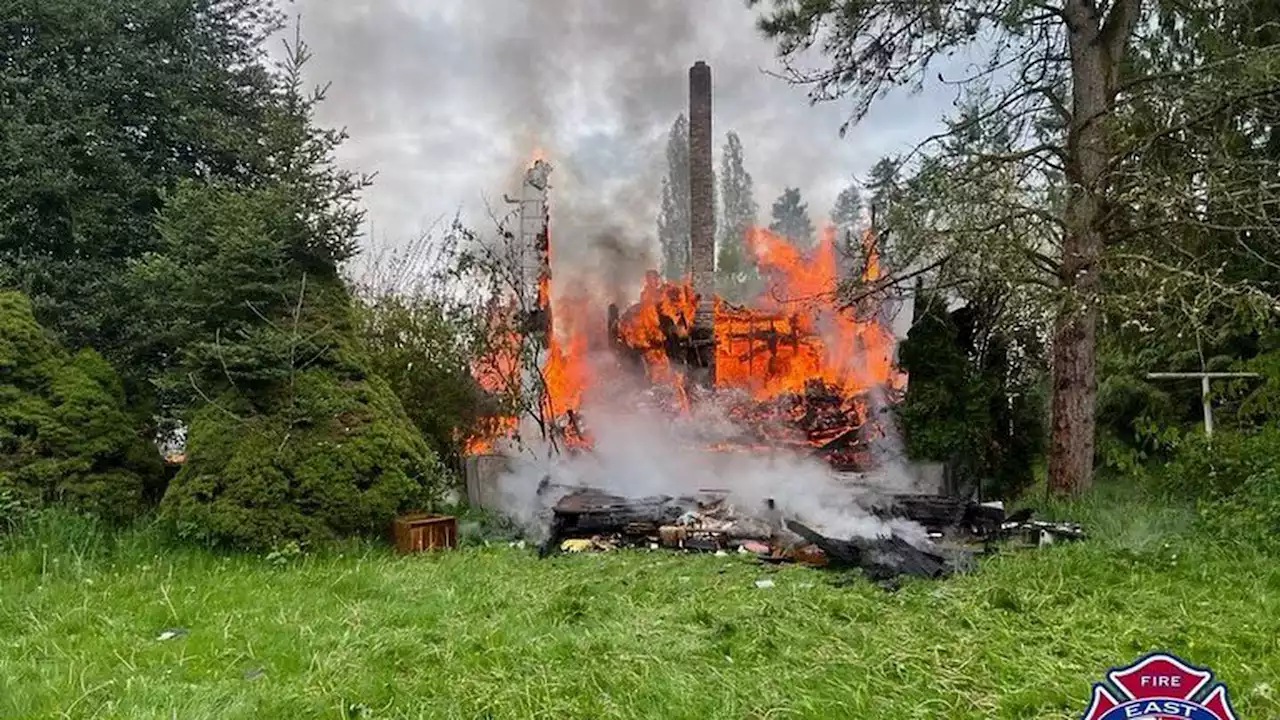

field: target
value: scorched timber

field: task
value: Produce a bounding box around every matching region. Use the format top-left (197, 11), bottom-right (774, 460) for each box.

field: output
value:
top-left (538, 487), bottom-right (780, 555)
top-left (549, 488), bottom-right (685, 531)
top-left (868, 495), bottom-right (1006, 535)
top-left (538, 488), bottom-right (689, 556)
top-left (785, 520), bottom-right (955, 581)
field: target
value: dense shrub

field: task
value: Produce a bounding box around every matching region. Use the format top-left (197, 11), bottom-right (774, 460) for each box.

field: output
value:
top-left (356, 293), bottom-right (483, 466)
top-left (1198, 467), bottom-right (1280, 551)
top-left (897, 295), bottom-right (1044, 498)
top-left (1095, 373), bottom-right (1181, 474)
top-left (0, 486), bottom-right (31, 533)
top-left (163, 370), bottom-right (447, 549)
top-left (0, 291), bottom-right (161, 523)
top-left (1232, 349), bottom-right (1280, 428)
top-left (1149, 425), bottom-right (1280, 548)
top-left (1156, 426), bottom-right (1280, 499)
top-left (145, 181), bottom-right (453, 549)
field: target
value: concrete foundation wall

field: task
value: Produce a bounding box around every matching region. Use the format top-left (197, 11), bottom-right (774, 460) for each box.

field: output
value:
top-left (463, 454), bottom-right (509, 511)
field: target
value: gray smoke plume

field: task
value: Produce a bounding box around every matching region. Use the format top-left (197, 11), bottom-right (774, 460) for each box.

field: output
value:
top-left (490, 393), bottom-right (927, 546)
top-left (286, 0), bottom-right (954, 275)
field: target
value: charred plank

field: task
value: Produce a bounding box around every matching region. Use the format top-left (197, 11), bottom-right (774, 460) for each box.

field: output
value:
top-left (539, 488), bottom-right (693, 555)
top-left (785, 520), bottom-right (954, 581)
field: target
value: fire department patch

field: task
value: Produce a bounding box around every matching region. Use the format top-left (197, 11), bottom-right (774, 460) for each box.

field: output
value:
top-left (1080, 652), bottom-right (1238, 720)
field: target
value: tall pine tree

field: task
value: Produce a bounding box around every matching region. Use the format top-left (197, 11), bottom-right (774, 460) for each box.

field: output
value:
top-left (830, 179), bottom-right (864, 256)
top-left (717, 131), bottom-right (758, 299)
top-left (768, 187), bottom-right (815, 248)
top-left (657, 114), bottom-right (690, 280)
top-left (865, 157), bottom-right (900, 225)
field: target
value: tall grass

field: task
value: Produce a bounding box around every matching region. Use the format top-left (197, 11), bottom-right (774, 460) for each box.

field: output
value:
top-left (1, 486), bottom-right (1277, 719)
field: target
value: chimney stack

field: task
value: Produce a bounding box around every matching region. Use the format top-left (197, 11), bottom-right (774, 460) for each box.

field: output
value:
top-left (688, 60), bottom-right (714, 295)
top-left (688, 60), bottom-right (716, 383)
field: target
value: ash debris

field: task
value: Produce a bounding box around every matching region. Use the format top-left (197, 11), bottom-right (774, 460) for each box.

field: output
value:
top-left (523, 478), bottom-right (1083, 585)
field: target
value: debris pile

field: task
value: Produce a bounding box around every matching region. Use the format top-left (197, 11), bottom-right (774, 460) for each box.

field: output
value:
top-left (534, 483), bottom-right (1085, 585)
top-left (716, 380), bottom-right (895, 471)
top-left (786, 520), bottom-right (952, 582)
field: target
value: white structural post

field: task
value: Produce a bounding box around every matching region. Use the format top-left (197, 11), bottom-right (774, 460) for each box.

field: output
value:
top-left (517, 160), bottom-right (551, 310)
top-left (503, 160), bottom-right (552, 311)
top-left (1145, 372), bottom-right (1261, 437)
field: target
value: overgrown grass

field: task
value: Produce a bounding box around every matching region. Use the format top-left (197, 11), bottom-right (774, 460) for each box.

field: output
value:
top-left (2, 484), bottom-right (1278, 719)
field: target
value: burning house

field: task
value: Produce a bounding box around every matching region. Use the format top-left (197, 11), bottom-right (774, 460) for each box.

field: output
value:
top-left (459, 62), bottom-right (1080, 580)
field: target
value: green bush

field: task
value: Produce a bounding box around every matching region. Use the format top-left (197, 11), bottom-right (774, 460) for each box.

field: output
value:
top-left (1095, 373), bottom-right (1181, 474)
top-left (0, 291), bottom-right (162, 523)
top-left (356, 293), bottom-right (483, 465)
top-left (162, 370), bottom-right (449, 549)
top-left (1232, 349), bottom-right (1280, 428)
top-left (1149, 425), bottom-right (1280, 548)
top-left (0, 486), bottom-right (31, 533)
top-left (1198, 467), bottom-right (1280, 551)
top-left (897, 295), bottom-right (1044, 498)
top-left (1156, 426), bottom-right (1280, 499)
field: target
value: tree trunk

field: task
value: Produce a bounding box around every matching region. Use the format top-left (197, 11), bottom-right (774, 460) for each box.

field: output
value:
top-left (1048, 296), bottom-right (1097, 496)
top-left (1050, 0), bottom-right (1139, 496)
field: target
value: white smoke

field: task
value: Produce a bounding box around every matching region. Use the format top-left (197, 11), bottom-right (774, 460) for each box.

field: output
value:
top-left (488, 382), bottom-right (929, 546)
top-left (474, 154), bottom-right (928, 549)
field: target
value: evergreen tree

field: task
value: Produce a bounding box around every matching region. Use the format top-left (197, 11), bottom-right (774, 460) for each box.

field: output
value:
top-left (717, 131), bottom-right (759, 299)
top-left (657, 114), bottom-right (690, 279)
top-left (0, 291), bottom-right (162, 523)
top-left (864, 157), bottom-right (900, 226)
top-left (831, 181), bottom-right (864, 234)
top-left (768, 187), bottom-right (815, 247)
top-left (141, 178), bottom-right (448, 549)
top-left (0, 0), bottom-right (289, 387)
top-left (830, 179), bottom-right (865, 257)
top-left (128, 41), bottom-right (448, 549)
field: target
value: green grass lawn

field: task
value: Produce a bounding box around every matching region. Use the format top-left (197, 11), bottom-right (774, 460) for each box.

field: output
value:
top-left (1, 485), bottom-right (1278, 719)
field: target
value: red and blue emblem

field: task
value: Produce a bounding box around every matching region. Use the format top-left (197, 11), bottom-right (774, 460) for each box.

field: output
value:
top-left (1081, 652), bottom-right (1237, 720)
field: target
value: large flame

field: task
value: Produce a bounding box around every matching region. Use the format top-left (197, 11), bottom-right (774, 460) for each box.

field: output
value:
top-left (729, 225), bottom-right (899, 398)
top-left (466, 160), bottom-right (904, 464)
top-left (542, 286), bottom-right (594, 447)
top-left (614, 226), bottom-right (901, 403)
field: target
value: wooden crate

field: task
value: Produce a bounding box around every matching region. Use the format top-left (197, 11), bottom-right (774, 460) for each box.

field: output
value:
top-left (392, 513), bottom-right (457, 553)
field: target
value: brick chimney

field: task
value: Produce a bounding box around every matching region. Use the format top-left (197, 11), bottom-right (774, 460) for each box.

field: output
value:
top-left (688, 60), bottom-right (714, 295)
top-left (688, 60), bottom-right (716, 381)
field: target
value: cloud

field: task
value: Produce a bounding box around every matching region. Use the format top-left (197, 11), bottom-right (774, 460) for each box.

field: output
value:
top-left (287, 0), bottom-right (954, 271)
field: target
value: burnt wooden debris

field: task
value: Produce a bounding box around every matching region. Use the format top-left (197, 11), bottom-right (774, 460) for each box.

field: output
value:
top-left (537, 484), bottom-right (1083, 585)
top-left (786, 520), bottom-right (954, 581)
top-left (725, 380), bottom-right (880, 471)
top-left (611, 287), bottom-right (901, 473)
top-left (538, 488), bottom-right (692, 556)
top-left (867, 494), bottom-right (1007, 535)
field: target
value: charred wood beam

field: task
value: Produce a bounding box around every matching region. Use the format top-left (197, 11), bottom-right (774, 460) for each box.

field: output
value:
top-left (539, 489), bottom-right (692, 555)
top-left (866, 495), bottom-right (1006, 535)
top-left (785, 520), bottom-right (954, 581)
top-left (607, 304), bottom-right (620, 353)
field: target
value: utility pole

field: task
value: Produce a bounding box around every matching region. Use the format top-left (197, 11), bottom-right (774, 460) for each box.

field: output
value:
top-left (1145, 372), bottom-right (1261, 437)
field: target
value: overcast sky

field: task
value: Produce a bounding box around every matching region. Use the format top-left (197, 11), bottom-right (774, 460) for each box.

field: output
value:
top-left (288, 0), bottom-right (957, 271)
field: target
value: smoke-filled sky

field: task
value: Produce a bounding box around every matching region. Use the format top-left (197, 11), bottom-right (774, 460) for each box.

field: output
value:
top-left (288, 0), bottom-right (958, 268)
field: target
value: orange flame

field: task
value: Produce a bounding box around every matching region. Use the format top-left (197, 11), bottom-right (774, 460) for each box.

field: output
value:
top-left (542, 290), bottom-right (592, 421)
top-left (465, 162), bottom-right (903, 459)
top-left (729, 224), bottom-right (898, 398)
